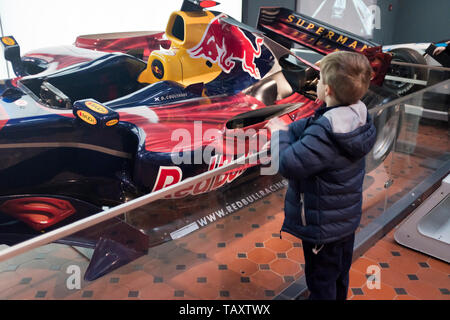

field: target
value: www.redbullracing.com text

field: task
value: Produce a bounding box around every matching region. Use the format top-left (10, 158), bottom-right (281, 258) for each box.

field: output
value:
top-left (178, 304), bottom-right (271, 317)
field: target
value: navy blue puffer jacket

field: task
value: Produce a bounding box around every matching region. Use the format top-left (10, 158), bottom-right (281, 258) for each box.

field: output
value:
top-left (275, 101), bottom-right (377, 244)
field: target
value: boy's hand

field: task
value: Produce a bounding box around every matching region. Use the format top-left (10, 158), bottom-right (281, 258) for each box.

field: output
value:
top-left (266, 117), bottom-right (288, 132)
top-left (433, 46), bottom-right (446, 55)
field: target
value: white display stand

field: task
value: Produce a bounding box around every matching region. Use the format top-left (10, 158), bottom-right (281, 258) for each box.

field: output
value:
top-left (394, 174), bottom-right (450, 263)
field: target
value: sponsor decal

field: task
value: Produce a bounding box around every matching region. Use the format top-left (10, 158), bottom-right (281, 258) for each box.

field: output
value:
top-left (151, 166), bottom-right (183, 193)
top-left (169, 179), bottom-right (288, 239)
top-left (284, 14), bottom-right (369, 52)
top-left (105, 119), bottom-right (119, 127)
top-left (85, 101), bottom-right (108, 114)
top-left (14, 99), bottom-right (28, 107)
top-left (77, 110), bottom-right (97, 125)
top-left (152, 154), bottom-right (247, 198)
top-left (0, 197), bottom-right (76, 231)
top-left (1, 37), bottom-right (15, 46)
top-left (151, 59), bottom-right (164, 79)
top-left (188, 13), bottom-right (264, 79)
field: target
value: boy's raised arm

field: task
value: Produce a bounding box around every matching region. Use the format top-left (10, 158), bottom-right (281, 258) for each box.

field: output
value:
top-left (277, 126), bottom-right (336, 180)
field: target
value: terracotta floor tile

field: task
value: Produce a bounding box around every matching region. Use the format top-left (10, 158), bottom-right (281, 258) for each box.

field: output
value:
top-left (280, 231), bottom-right (301, 243)
top-left (394, 245), bottom-right (434, 264)
top-left (270, 259), bottom-right (300, 276)
top-left (171, 274), bottom-right (223, 300)
top-left (257, 220), bottom-right (283, 236)
top-left (50, 282), bottom-right (81, 299)
top-left (238, 229), bottom-right (275, 248)
top-left (0, 271), bottom-right (25, 292)
top-left (230, 233), bottom-right (262, 251)
top-left (86, 284), bottom-right (131, 300)
top-left (376, 267), bottom-right (411, 289)
top-left (226, 281), bottom-right (268, 300)
top-left (286, 247), bottom-right (304, 263)
top-left (211, 246), bottom-right (243, 265)
top-left (1, 285), bottom-right (42, 300)
top-left (30, 271), bottom-right (70, 288)
top-left (426, 257), bottom-right (450, 274)
top-left (404, 280), bottom-right (446, 300)
top-left (247, 248), bottom-right (277, 264)
top-left (169, 261), bottom-right (239, 292)
top-left (138, 282), bottom-right (180, 299)
top-left (415, 268), bottom-right (450, 289)
top-left (363, 243), bottom-right (395, 263)
top-left (140, 258), bottom-right (174, 276)
top-left (360, 283), bottom-right (397, 300)
top-left (351, 257), bottom-right (378, 275)
top-left (394, 295), bottom-right (419, 300)
top-left (349, 293), bottom-right (371, 300)
top-left (248, 270), bottom-right (284, 291)
top-left (387, 254), bottom-right (421, 275)
top-left (184, 285), bottom-right (220, 300)
top-left (227, 258), bottom-right (258, 277)
top-left (62, 277), bottom-right (103, 297)
top-left (376, 238), bottom-right (405, 252)
top-left (265, 238), bottom-right (292, 253)
top-left (349, 269), bottom-right (368, 288)
top-left (111, 270), bottom-right (155, 291)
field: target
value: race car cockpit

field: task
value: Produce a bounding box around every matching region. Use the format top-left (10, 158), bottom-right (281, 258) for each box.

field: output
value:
top-left (19, 53), bottom-right (148, 109)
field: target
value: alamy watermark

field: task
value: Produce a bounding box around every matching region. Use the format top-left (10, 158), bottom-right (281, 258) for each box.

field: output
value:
top-left (366, 265), bottom-right (381, 290)
top-left (66, 265), bottom-right (81, 290)
top-left (169, 121), bottom-right (279, 175)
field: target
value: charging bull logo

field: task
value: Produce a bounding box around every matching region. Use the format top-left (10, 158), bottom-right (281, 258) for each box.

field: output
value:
top-left (188, 13), bottom-right (264, 80)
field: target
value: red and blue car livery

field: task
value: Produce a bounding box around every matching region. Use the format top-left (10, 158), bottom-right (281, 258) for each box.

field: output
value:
top-left (0, 1), bottom-right (398, 279)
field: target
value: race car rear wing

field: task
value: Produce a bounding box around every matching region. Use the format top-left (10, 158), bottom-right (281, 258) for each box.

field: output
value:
top-left (257, 7), bottom-right (391, 85)
top-left (257, 7), bottom-right (377, 54)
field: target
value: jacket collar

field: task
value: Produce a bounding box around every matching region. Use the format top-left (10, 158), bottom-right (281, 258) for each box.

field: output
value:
top-left (313, 104), bottom-right (345, 120)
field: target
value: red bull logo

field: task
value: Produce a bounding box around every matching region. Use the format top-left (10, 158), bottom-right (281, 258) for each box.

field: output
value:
top-left (188, 13), bottom-right (264, 80)
top-left (151, 154), bottom-right (247, 199)
top-left (151, 59), bottom-right (164, 79)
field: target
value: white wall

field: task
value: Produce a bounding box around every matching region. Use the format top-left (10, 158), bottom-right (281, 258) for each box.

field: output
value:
top-left (0, 0), bottom-right (242, 79)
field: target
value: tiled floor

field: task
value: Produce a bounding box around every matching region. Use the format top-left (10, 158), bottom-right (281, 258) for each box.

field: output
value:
top-left (0, 190), bottom-right (304, 300)
top-left (0, 116), bottom-right (448, 300)
top-left (348, 227), bottom-right (450, 300)
top-left (348, 117), bottom-right (450, 300)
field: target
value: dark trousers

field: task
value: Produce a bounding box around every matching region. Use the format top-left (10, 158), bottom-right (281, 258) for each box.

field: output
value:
top-left (302, 233), bottom-right (355, 300)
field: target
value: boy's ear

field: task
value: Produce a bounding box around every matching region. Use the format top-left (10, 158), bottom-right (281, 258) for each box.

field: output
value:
top-left (325, 84), bottom-right (333, 97)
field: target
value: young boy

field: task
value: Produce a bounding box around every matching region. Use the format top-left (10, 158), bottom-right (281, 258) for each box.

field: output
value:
top-left (267, 51), bottom-right (377, 300)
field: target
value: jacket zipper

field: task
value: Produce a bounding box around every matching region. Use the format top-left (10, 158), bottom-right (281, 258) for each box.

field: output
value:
top-left (300, 193), bottom-right (307, 226)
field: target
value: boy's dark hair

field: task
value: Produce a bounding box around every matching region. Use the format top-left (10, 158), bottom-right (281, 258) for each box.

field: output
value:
top-left (320, 51), bottom-right (372, 105)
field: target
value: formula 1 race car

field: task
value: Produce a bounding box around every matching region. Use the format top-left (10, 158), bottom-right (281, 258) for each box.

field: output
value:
top-left (0, 0), bottom-right (400, 279)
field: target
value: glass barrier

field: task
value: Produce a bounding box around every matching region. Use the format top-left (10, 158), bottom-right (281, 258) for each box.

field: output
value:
top-left (0, 76), bottom-right (448, 300)
top-left (359, 77), bottom-right (449, 240)
top-left (382, 77), bottom-right (449, 215)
